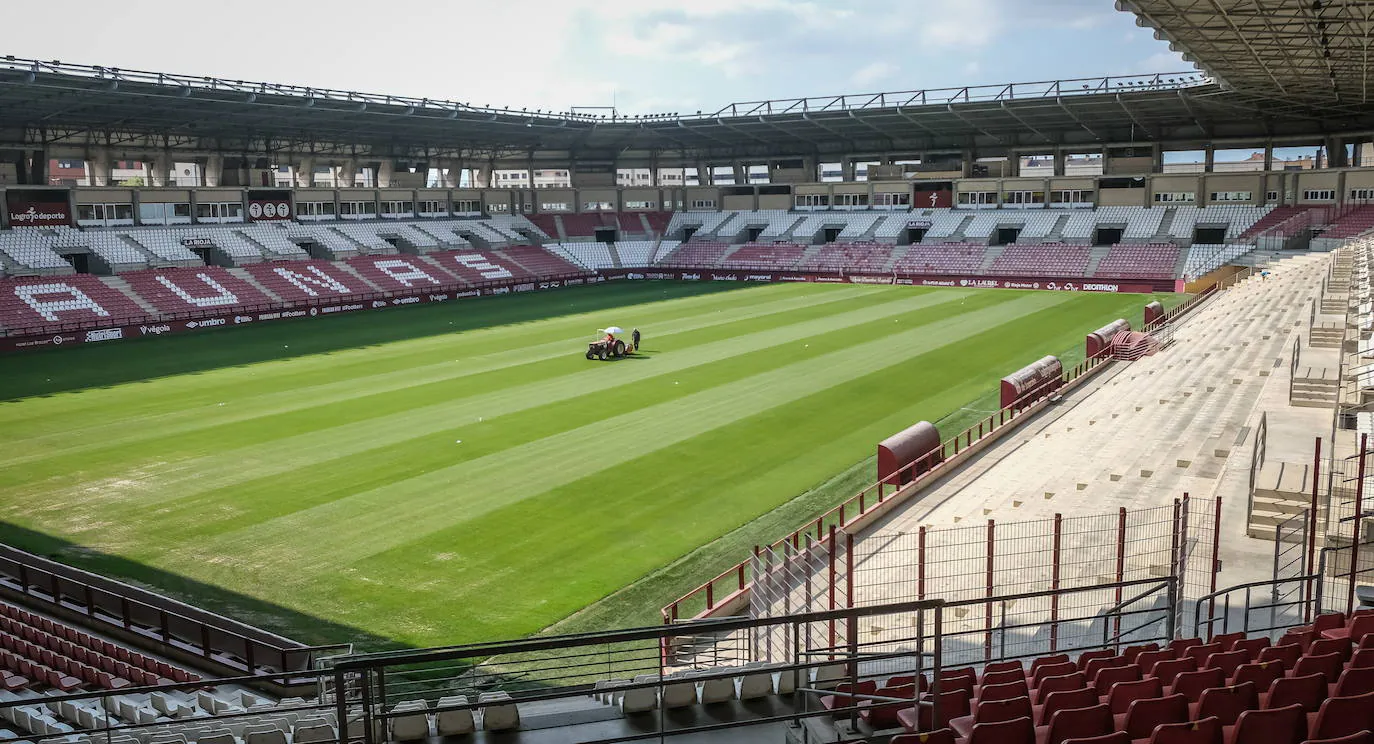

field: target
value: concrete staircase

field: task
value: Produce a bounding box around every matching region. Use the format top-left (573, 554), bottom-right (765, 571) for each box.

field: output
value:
top-left (1290, 368), bottom-right (1339, 408)
top-left (226, 267), bottom-right (284, 302)
top-left (1043, 214), bottom-right (1071, 243)
top-left (1153, 209), bottom-right (1178, 243)
top-left (1085, 246), bottom-right (1112, 276)
top-left (606, 243), bottom-right (624, 269)
top-left (99, 275), bottom-right (158, 315)
top-left (978, 245), bottom-right (1006, 273)
top-left (1248, 462), bottom-right (1323, 540)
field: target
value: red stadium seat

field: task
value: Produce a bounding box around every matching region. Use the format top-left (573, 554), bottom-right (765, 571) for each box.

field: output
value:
top-left (1036, 688), bottom-right (1099, 726)
top-left (1231, 662), bottom-right (1283, 692)
top-left (1150, 658), bottom-right (1199, 686)
top-left (1095, 665), bottom-right (1144, 697)
top-left (1043, 703), bottom-right (1115, 744)
top-left (1257, 645), bottom-right (1302, 671)
top-left (1306, 691), bottom-right (1374, 740)
top-left (1119, 695), bottom-right (1189, 740)
top-left (1192, 683), bottom-right (1259, 726)
top-left (891, 730), bottom-right (958, 744)
top-left (951, 696), bottom-right (1032, 739)
top-left (1151, 716), bottom-right (1224, 744)
top-left (1223, 704), bottom-right (1306, 744)
top-left (1036, 673), bottom-right (1089, 705)
top-left (1291, 653), bottom-right (1343, 684)
top-left (1330, 666), bottom-right (1374, 697)
top-left (967, 716), bottom-right (1036, 744)
top-left (1108, 677), bottom-right (1165, 714)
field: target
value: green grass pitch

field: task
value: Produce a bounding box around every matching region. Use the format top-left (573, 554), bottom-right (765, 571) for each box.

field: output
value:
top-left (0, 281), bottom-right (1166, 651)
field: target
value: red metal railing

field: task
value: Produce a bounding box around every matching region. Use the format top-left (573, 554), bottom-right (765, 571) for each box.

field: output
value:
top-left (662, 347), bottom-right (1118, 623)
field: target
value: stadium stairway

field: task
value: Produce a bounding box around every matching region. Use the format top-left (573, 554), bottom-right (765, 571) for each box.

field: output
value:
top-left (1085, 246), bottom-right (1112, 276)
top-left (225, 268), bottom-right (284, 303)
top-left (100, 276), bottom-right (159, 316)
top-left (978, 246), bottom-right (1006, 273)
top-left (862, 254), bottom-right (1328, 595)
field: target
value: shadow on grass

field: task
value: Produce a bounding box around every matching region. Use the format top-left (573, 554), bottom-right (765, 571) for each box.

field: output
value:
top-left (0, 281), bottom-right (745, 402)
top-left (0, 522), bottom-right (405, 653)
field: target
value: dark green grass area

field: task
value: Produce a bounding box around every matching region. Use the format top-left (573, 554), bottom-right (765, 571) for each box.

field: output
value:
top-left (0, 282), bottom-right (1183, 650)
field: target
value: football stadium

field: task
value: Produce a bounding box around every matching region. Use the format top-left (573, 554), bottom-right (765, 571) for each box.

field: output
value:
top-left (1, 1), bottom-right (1374, 742)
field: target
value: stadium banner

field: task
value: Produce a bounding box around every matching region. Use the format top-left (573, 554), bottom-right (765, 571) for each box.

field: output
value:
top-left (0, 269), bottom-right (1163, 352)
top-left (5, 189), bottom-right (72, 227)
top-left (602, 269), bottom-right (1166, 293)
top-left (246, 189), bottom-right (293, 222)
top-left (912, 187), bottom-right (953, 209)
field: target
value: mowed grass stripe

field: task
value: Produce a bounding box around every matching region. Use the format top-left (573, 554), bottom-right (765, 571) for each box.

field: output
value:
top-left (164, 291), bottom-right (1066, 576)
top-left (112, 289), bottom-right (1015, 546)
top-left (0, 283), bottom-right (1157, 648)
top-left (350, 296), bottom-right (1131, 643)
top-left (0, 287), bottom-right (977, 511)
top-left (0, 284), bottom-right (878, 451)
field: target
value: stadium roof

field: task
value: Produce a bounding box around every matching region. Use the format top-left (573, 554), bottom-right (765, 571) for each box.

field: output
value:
top-left (1119, 0), bottom-right (1374, 111)
top-left (2, 44), bottom-right (1374, 166)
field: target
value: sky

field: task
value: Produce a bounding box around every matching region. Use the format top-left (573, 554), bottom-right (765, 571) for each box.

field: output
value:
top-left (2, 0), bottom-right (1194, 116)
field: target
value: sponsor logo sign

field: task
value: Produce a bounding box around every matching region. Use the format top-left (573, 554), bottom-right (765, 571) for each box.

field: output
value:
top-left (849, 275), bottom-right (894, 285)
top-left (490, 286), bottom-right (510, 295)
top-left (84, 328), bottom-right (123, 343)
top-left (681, 273), bottom-right (701, 281)
top-left (7, 201), bottom-right (71, 227)
top-left (455, 290), bottom-right (481, 299)
top-left (391, 296), bottom-right (419, 305)
top-left (778, 275), bottom-right (810, 283)
top-left (180, 237), bottom-right (214, 248)
top-left (139, 324), bottom-right (172, 336)
top-left (247, 200), bottom-right (293, 222)
top-left (514, 283), bottom-right (536, 293)
top-left (427, 293), bottom-right (451, 303)
top-left (565, 278), bottom-right (585, 286)
top-left (234, 316), bottom-right (253, 324)
top-left (371, 300), bottom-right (388, 309)
top-left (1082, 283), bottom-right (1120, 293)
top-left (921, 279), bottom-right (958, 287)
top-left (320, 304), bottom-right (364, 314)
top-left (744, 274), bottom-right (773, 282)
top-left (815, 277), bottom-right (845, 283)
top-left (710, 273), bottom-right (739, 282)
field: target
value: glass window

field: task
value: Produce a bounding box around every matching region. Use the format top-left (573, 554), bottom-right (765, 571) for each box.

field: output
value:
top-left (77, 204), bottom-right (97, 221)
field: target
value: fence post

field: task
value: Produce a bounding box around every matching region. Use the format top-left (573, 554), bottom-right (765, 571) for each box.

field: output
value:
top-left (1051, 513), bottom-right (1062, 652)
top-left (1307, 437), bottom-right (1323, 622)
top-left (828, 525), bottom-right (837, 659)
top-left (1169, 499), bottom-right (1183, 639)
top-left (1209, 497), bottom-right (1222, 624)
top-left (918, 526), bottom-right (927, 601)
top-left (1349, 434), bottom-right (1368, 614)
top-left (1115, 507), bottom-right (1127, 644)
top-left (846, 532), bottom-right (855, 611)
top-left (985, 519), bottom-right (995, 662)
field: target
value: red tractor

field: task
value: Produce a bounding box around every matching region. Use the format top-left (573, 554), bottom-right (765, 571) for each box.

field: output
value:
top-left (585, 327), bottom-right (634, 360)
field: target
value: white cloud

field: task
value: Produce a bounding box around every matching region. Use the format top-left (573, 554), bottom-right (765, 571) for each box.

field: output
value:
top-left (852, 62), bottom-right (899, 88)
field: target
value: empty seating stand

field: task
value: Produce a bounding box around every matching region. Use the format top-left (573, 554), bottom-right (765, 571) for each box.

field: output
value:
top-left (0, 274), bottom-right (149, 333)
top-left (1095, 244), bottom-right (1181, 280)
top-left (241, 261), bottom-right (368, 303)
top-left (798, 243), bottom-right (895, 273)
top-left (345, 255), bottom-right (459, 292)
top-left (120, 267), bottom-right (276, 315)
top-left (991, 244), bottom-right (1092, 276)
top-left (658, 241), bottom-right (734, 268)
top-left (893, 245), bottom-right (988, 275)
top-left (497, 245), bottom-right (587, 277)
top-left (0, 601), bottom-right (200, 693)
top-left (720, 242), bottom-right (807, 270)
